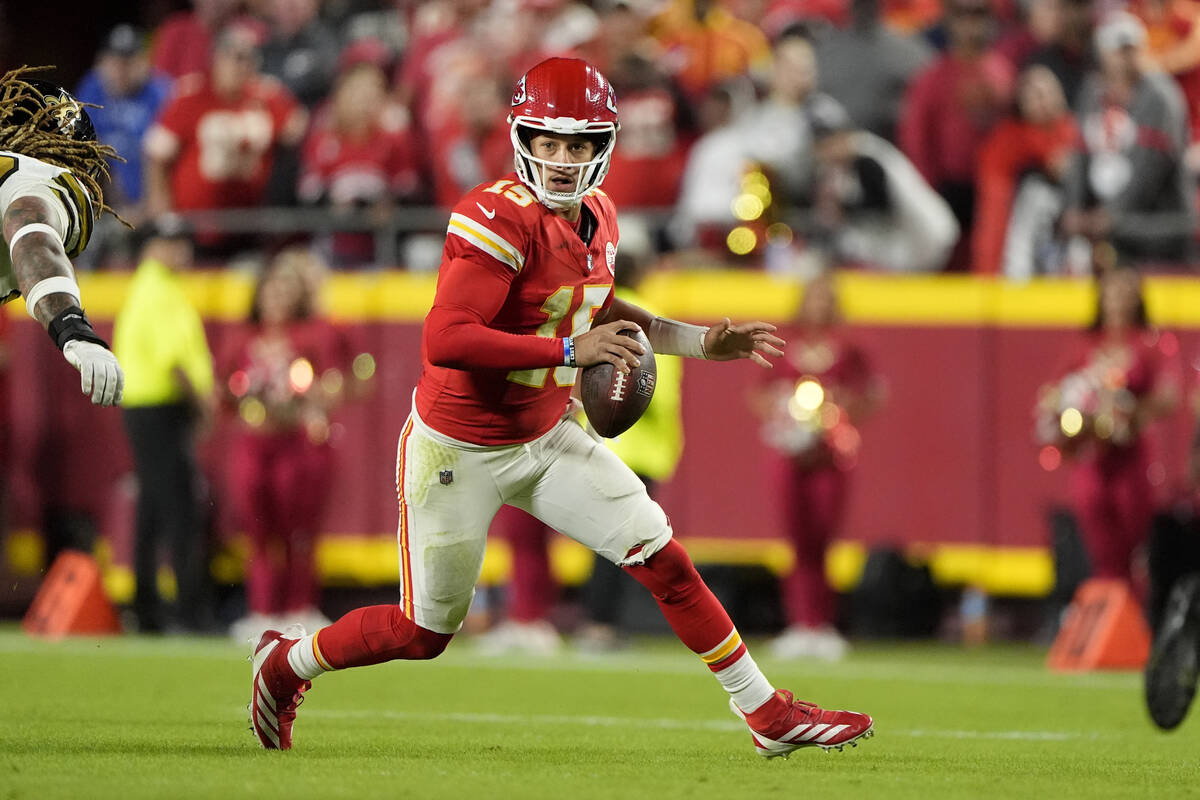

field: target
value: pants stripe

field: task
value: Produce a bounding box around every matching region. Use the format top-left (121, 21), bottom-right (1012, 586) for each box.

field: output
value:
top-left (396, 418), bottom-right (416, 620)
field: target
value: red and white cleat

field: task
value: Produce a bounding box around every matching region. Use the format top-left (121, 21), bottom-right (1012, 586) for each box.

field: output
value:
top-left (249, 627), bottom-right (311, 750)
top-left (731, 690), bottom-right (874, 758)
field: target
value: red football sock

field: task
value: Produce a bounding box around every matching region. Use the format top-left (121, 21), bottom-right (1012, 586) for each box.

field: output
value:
top-left (624, 540), bottom-right (776, 713)
top-left (622, 539), bottom-right (735, 657)
top-left (315, 604), bottom-right (452, 669)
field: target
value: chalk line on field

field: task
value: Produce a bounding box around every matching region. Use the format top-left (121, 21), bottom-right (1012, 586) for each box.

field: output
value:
top-left (306, 708), bottom-right (1105, 742)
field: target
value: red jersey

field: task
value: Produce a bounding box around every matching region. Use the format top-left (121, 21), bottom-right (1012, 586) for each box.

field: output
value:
top-left (298, 117), bottom-right (420, 205)
top-left (603, 87), bottom-right (690, 209)
top-left (151, 12), bottom-right (216, 80)
top-left (417, 174), bottom-right (621, 445)
top-left (151, 73), bottom-right (301, 210)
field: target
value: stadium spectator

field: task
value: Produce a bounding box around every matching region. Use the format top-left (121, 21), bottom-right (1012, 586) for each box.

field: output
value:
top-left (751, 271), bottom-right (881, 660)
top-left (806, 99), bottom-right (959, 271)
top-left (259, 0), bottom-right (341, 108)
top-left (75, 25), bottom-right (172, 217)
top-left (991, 0), bottom-right (1063, 75)
top-left (671, 80), bottom-right (753, 250)
top-left (248, 57), bottom-right (873, 758)
top-left (813, 0), bottom-right (934, 142)
top-left (651, 0), bottom-right (771, 103)
top-left (740, 29), bottom-right (828, 208)
top-left (1036, 268), bottom-right (1179, 592)
top-left (579, 2), bottom-right (694, 210)
top-left (1131, 0), bottom-right (1200, 141)
top-left (143, 22), bottom-right (307, 253)
top-left (898, 0), bottom-right (1013, 270)
top-left (1061, 12), bottom-right (1194, 271)
top-left (112, 219), bottom-right (216, 633)
top-left (425, 57), bottom-right (512, 209)
top-left (490, 0), bottom-right (599, 71)
top-left (298, 55), bottom-right (422, 265)
top-left (222, 248), bottom-right (355, 640)
top-left (151, 0), bottom-right (239, 81)
top-left (973, 64), bottom-right (1078, 276)
top-left (597, 50), bottom-right (695, 210)
top-left (395, 0), bottom-right (490, 139)
top-left (674, 30), bottom-right (832, 250)
top-left (1025, 0), bottom-right (1094, 109)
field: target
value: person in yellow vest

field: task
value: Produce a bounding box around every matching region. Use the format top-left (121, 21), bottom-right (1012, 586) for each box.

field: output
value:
top-left (112, 216), bottom-right (216, 633)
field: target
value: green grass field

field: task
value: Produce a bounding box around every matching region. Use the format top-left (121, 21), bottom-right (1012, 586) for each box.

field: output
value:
top-left (3, 627), bottom-right (1199, 799)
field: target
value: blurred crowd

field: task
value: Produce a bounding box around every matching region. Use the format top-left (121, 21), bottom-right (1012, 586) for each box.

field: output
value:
top-left (74, 0), bottom-right (1200, 274)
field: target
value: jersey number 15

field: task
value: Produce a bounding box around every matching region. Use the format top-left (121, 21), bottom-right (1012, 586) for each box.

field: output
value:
top-left (508, 284), bottom-right (611, 388)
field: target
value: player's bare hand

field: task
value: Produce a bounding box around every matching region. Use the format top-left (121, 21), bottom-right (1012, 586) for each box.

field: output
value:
top-left (704, 319), bottom-right (786, 368)
top-left (574, 320), bottom-right (644, 374)
top-left (63, 340), bottom-right (124, 406)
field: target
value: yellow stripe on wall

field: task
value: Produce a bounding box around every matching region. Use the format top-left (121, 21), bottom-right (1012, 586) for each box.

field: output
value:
top-left (19, 270), bottom-right (1199, 329)
top-left (3, 529), bottom-right (1054, 602)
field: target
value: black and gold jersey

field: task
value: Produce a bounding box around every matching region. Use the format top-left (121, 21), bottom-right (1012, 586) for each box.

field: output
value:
top-left (0, 150), bottom-right (97, 303)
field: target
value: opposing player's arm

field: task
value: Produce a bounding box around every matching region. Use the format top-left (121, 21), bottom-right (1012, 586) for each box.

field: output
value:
top-left (602, 296), bottom-right (785, 368)
top-left (3, 194), bottom-right (123, 405)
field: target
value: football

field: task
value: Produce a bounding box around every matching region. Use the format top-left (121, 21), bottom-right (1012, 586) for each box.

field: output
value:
top-left (580, 328), bottom-right (657, 438)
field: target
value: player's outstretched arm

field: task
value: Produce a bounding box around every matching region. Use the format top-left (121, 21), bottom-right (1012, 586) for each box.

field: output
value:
top-left (3, 195), bottom-right (123, 405)
top-left (606, 298), bottom-right (785, 368)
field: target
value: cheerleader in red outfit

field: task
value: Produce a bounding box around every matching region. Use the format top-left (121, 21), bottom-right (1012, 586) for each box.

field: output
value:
top-left (752, 272), bottom-right (882, 661)
top-left (223, 248), bottom-right (358, 638)
top-left (1037, 269), bottom-right (1179, 592)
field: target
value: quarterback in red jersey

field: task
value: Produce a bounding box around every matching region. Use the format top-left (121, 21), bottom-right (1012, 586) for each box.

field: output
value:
top-left (248, 57), bottom-right (874, 757)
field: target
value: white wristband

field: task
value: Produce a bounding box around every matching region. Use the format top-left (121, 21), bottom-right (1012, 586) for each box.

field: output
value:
top-left (24, 275), bottom-right (81, 318)
top-left (647, 317), bottom-right (710, 359)
top-left (7, 222), bottom-right (61, 253)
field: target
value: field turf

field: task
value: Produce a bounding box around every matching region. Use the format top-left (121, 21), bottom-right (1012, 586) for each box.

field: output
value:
top-left (2, 627), bottom-right (1198, 799)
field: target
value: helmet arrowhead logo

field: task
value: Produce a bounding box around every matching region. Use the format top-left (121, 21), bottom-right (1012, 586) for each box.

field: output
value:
top-left (511, 76), bottom-right (527, 107)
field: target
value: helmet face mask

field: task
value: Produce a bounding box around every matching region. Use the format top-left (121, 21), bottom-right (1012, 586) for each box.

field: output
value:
top-left (508, 58), bottom-right (619, 210)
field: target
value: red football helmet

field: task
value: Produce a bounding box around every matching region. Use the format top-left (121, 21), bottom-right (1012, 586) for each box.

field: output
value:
top-left (508, 57), bottom-right (619, 209)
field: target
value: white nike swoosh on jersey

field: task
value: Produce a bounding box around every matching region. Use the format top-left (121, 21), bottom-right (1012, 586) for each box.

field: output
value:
top-left (476, 203), bottom-right (496, 219)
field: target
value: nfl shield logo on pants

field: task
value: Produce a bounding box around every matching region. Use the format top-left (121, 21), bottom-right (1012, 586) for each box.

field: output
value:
top-left (439, 470), bottom-right (454, 485)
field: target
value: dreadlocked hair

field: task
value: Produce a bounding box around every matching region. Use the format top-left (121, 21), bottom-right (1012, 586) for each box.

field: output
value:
top-left (0, 65), bottom-right (127, 225)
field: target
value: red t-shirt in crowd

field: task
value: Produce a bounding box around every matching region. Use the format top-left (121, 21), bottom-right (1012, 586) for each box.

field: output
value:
top-left (972, 115), bottom-right (1079, 273)
top-left (899, 53), bottom-right (1014, 187)
top-left (416, 175), bottom-right (620, 445)
top-left (152, 12), bottom-right (218, 81)
top-left (428, 118), bottom-right (514, 210)
top-left (299, 115), bottom-right (421, 205)
top-left (602, 87), bottom-right (690, 209)
top-left (151, 73), bottom-right (301, 210)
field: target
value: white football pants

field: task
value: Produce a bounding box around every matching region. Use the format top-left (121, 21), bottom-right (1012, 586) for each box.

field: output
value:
top-left (395, 405), bottom-right (673, 634)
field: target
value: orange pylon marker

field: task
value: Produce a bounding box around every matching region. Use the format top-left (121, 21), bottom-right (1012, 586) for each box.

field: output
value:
top-left (22, 550), bottom-right (121, 639)
top-left (1047, 578), bottom-right (1151, 671)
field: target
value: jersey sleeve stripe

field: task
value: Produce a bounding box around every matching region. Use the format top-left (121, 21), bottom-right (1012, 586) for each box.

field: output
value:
top-left (52, 174), bottom-right (92, 257)
top-left (0, 155), bottom-right (18, 191)
top-left (447, 213), bottom-right (525, 273)
top-left (48, 177), bottom-right (81, 256)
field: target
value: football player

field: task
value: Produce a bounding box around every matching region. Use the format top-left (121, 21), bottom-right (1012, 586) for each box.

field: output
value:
top-left (0, 68), bottom-right (124, 405)
top-left (250, 57), bottom-right (874, 757)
